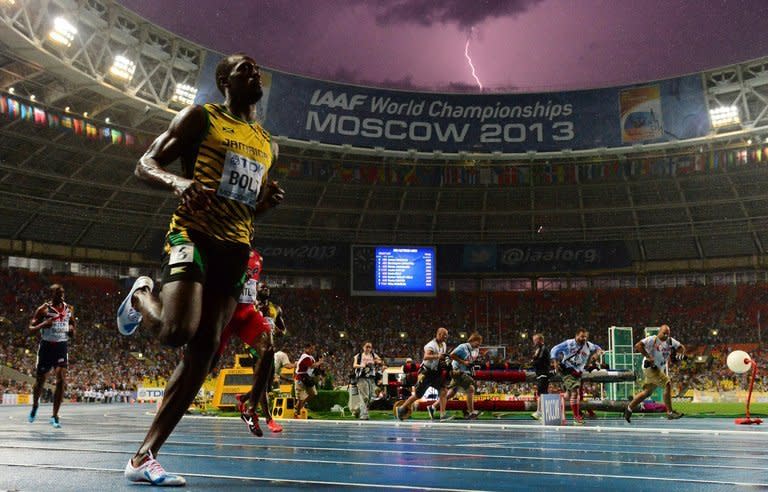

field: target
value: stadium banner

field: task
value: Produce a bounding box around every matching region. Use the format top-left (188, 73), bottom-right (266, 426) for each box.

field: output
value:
top-left (195, 53), bottom-right (709, 153)
top-left (252, 239), bottom-right (348, 270)
top-left (693, 390), bottom-right (768, 403)
top-left (136, 387), bottom-right (164, 403)
top-left (440, 241), bottom-right (631, 273)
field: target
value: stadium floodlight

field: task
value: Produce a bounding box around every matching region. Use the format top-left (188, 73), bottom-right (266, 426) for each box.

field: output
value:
top-left (709, 105), bottom-right (740, 129)
top-left (48, 17), bottom-right (77, 47)
top-left (171, 82), bottom-right (198, 106)
top-left (109, 54), bottom-right (136, 81)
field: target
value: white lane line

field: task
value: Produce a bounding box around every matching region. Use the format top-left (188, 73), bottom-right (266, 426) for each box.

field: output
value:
top-left (0, 455), bottom-right (765, 489)
top-left (2, 442), bottom-right (768, 473)
top-left (263, 416), bottom-right (768, 437)
top-left (1, 433), bottom-right (763, 463)
top-left (0, 424), bottom-right (764, 454)
top-left (0, 462), bottom-right (490, 491)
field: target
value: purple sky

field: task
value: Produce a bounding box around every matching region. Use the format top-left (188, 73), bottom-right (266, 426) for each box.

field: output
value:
top-left (119, 0), bottom-right (768, 93)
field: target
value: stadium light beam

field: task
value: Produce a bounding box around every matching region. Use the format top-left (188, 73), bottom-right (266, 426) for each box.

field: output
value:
top-left (709, 105), bottom-right (740, 129)
top-left (109, 55), bottom-right (136, 82)
top-left (172, 82), bottom-right (198, 106)
top-left (48, 17), bottom-right (77, 47)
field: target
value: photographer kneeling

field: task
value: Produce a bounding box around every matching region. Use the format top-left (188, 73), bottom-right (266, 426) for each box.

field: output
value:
top-left (294, 343), bottom-right (325, 418)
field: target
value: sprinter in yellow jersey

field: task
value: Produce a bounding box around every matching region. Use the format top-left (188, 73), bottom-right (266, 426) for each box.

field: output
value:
top-left (117, 53), bottom-right (284, 487)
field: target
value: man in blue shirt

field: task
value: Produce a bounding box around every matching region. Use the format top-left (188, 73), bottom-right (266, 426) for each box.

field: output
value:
top-left (428, 333), bottom-right (483, 420)
top-left (550, 329), bottom-right (603, 425)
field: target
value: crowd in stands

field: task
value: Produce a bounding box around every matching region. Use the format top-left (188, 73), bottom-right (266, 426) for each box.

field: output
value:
top-left (2, 267), bottom-right (768, 402)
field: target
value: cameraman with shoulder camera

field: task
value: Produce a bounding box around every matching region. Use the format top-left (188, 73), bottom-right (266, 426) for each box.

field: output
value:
top-left (352, 342), bottom-right (386, 420)
top-left (624, 324), bottom-right (685, 423)
top-left (294, 342), bottom-right (325, 418)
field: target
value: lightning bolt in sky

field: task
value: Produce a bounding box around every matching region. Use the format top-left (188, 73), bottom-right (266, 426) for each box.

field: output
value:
top-left (464, 27), bottom-right (483, 91)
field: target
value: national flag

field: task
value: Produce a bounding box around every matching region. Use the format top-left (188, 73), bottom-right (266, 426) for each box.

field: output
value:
top-left (85, 122), bottom-right (98, 139)
top-left (7, 98), bottom-right (19, 118)
top-left (404, 166), bottom-right (417, 185)
top-left (302, 161), bottom-right (313, 177)
top-left (33, 108), bottom-right (46, 126)
top-left (72, 118), bottom-right (84, 135)
top-left (47, 113), bottom-right (60, 128)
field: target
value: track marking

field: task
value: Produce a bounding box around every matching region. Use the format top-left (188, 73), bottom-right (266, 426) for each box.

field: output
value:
top-left (2, 442), bottom-right (768, 474)
top-left (0, 462), bottom-right (490, 491)
top-left (0, 455), bottom-right (765, 488)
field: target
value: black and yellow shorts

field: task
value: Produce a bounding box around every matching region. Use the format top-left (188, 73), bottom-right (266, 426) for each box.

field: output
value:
top-left (160, 228), bottom-right (250, 299)
top-left (414, 368), bottom-right (446, 398)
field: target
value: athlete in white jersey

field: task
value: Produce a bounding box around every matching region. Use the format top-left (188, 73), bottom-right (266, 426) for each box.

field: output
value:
top-left (28, 284), bottom-right (76, 428)
top-left (624, 324), bottom-right (685, 422)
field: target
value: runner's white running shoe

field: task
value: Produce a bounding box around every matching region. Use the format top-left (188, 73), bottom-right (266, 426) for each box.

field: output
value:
top-left (117, 276), bottom-right (154, 336)
top-left (124, 451), bottom-right (186, 486)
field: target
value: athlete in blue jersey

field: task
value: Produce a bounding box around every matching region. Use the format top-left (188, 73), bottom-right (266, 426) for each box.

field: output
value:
top-left (550, 329), bottom-right (603, 425)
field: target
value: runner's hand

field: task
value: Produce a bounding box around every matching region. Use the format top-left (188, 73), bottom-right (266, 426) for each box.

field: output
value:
top-left (176, 180), bottom-right (214, 212)
top-left (262, 181), bottom-right (284, 207)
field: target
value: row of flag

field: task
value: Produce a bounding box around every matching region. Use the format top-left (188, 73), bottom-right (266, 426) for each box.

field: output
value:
top-left (2, 93), bottom-right (765, 185)
top-left (0, 95), bottom-right (149, 148)
top-left (275, 147), bottom-right (766, 186)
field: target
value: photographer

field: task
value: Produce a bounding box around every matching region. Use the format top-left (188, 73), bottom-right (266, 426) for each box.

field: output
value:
top-left (624, 324), bottom-right (685, 423)
top-left (550, 328), bottom-right (603, 425)
top-left (396, 327), bottom-right (449, 421)
top-left (293, 343), bottom-right (325, 418)
top-left (530, 333), bottom-right (550, 420)
top-left (352, 342), bottom-right (387, 420)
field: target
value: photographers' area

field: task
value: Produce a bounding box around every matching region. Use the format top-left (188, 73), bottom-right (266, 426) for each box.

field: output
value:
top-left (200, 324), bottom-right (767, 425)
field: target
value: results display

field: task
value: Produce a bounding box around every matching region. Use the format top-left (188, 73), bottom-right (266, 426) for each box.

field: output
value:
top-left (351, 245), bottom-right (436, 297)
top-left (375, 247), bottom-right (434, 292)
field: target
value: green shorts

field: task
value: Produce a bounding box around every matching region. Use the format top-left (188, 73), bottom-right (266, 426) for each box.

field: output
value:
top-left (448, 371), bottom-right (475, 392)
top-left (561, 373), bottom-right (582, 392)
top-left (160, 228), bottom-right (249, 299)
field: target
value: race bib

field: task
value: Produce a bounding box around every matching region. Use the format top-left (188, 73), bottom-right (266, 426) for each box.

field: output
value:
top-left (169, 244), bottom-right (195, 266)
top-left (52, 319), bottom-right (69, 334)
top-left (217, 150), bottom-right (266, 208)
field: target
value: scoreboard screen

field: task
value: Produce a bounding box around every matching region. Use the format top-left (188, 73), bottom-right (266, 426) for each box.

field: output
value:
top-left (351, 245), bottom-right (436, 297)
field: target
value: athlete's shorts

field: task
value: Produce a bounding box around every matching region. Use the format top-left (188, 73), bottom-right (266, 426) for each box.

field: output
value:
top-left (295, 379), bottom-right (317, 401)
top-left (217, 303), bottom-right (272, 357)
top-left (36, 340), bottom-right (68, 375)
top-left (448, 371), bottom-right (475, 392)
top-left (535, 374), bottom-right (550, 396)
top-left (414, 368), bottom-right (446, 398)
top-left (160, 227), bottom-right (250, 299)
top-left (642, 367), bottom-right (671, 390)
top-left (561, 373), bottom-right (582, 393)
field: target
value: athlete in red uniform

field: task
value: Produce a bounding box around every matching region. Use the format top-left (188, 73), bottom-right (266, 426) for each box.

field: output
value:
top-left (215, 249), bottom-right (280, 435)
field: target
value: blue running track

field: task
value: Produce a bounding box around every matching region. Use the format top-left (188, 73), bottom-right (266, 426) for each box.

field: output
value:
top-left (0, 404), bottom-right (766, 491)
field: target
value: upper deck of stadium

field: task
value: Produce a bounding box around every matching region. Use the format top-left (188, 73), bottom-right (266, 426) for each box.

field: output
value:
top-left (1, 0), bottom-right (768, 274)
